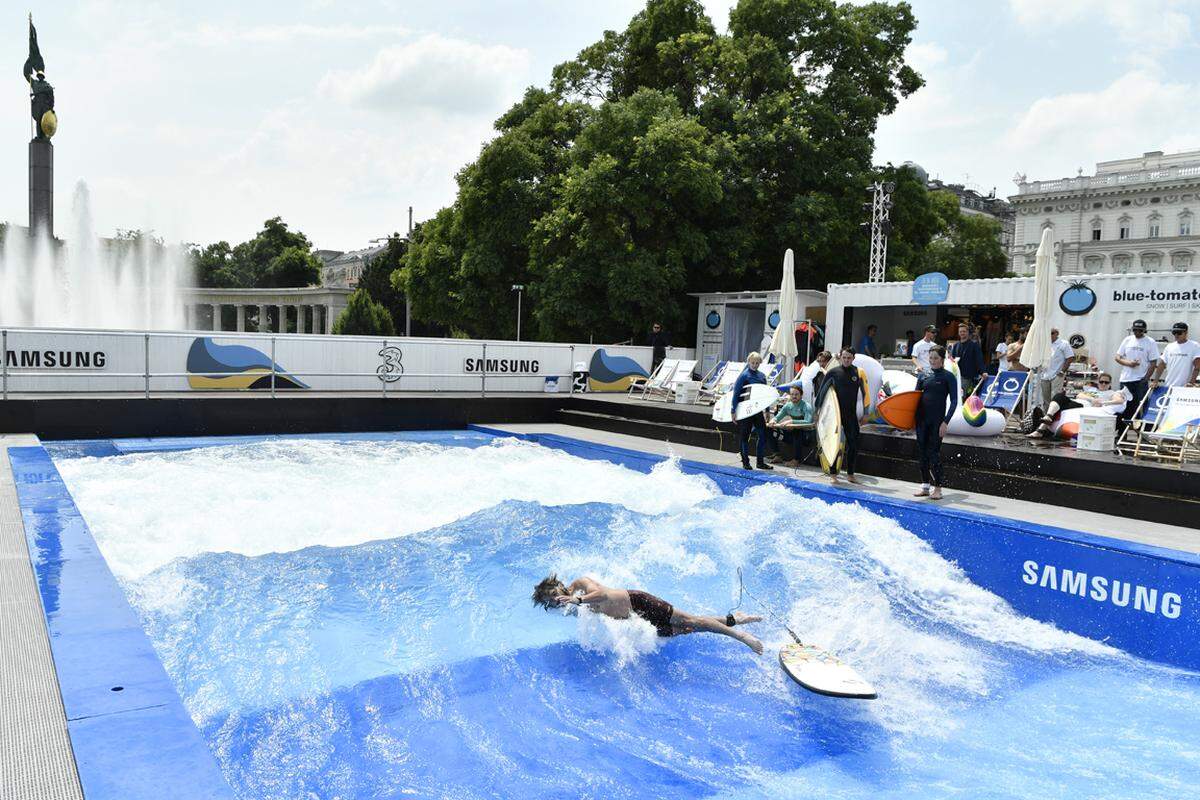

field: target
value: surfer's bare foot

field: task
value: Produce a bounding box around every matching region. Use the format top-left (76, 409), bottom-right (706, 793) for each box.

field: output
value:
top-left (829, 473), bottom-right (841, 483)
top-left (846, 474), bottom-right (860, 484)
top-left (732, 612), bottom-right (762, 625)
top-left (741, 633), bottom-right (764, 654)
top-left (913, 487), bottom-right (930, 497)
top-left (930, 487), bottom-right (943, 500)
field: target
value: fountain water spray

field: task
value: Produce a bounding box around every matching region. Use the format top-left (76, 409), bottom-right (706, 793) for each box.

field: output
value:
top-left (0, 181), bottom-right (193, 330)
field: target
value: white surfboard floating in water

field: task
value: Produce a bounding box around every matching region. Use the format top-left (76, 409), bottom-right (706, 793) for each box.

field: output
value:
top-left (712, 383), bottom-right (779, 423)
top-left (779, 642), bottom-right (877, 699)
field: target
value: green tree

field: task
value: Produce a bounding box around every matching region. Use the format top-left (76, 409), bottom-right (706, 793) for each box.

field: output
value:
top-left (359, 234), bottom-right (408, 332)
top-left (259, 245), bottom-right (322, 288)
top-left (399, 0), bottom-right (923, 341)
top-left (922, 193), bottom-right (1009, 280)
top-left (192, 241), bottom-right (242, 288)
top-left (332, 288), bottom-right (395, 336)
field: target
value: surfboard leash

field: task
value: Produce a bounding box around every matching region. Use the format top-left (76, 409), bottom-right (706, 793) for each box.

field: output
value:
top-left (733, 567), bottom-right (803, 645)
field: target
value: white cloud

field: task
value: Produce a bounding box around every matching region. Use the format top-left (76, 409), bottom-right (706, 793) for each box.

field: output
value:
top-left (1008, 0), bottom-right (1194, 56)
top-left (1007, 71), bottom-right (1200, 177)
top-left (317, 34), bottom-right (531, 114)
top-left (184, 23), bottom-right (411, 46)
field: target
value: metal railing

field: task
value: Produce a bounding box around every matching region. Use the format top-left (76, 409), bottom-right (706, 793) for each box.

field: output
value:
top-left (0, 327), bottom-right (690, 399)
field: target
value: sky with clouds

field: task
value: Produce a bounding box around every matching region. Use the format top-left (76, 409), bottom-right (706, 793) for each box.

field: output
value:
top-left (1, 0), bottom-right (1197, 250)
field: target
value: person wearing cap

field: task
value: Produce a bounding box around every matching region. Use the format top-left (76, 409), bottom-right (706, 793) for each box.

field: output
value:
top-left (911, 325), bottom-right (937, 373)
top-left (1151, 322), bottom-right (1200, 388)
top-left (1114, 319), bottom-right (1161, 421)
top-left (1040, 327), bottom-right (1076, 409)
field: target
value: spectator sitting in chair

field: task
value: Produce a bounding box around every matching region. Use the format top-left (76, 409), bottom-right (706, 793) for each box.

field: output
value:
top-left (1026, 373), bottom-right (1127, 439)
top-left (767, 385), bottom-right (813, 466)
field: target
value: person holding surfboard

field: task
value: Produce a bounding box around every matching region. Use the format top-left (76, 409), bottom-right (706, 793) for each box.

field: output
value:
top-left (912, 346), bottom-right (957, 500)
top-left (532, 574), bottom-right (764, 653)
top-left (819, 348), bottom-right (869, 483)
top-left (731, 352), bottom-right (776, 471)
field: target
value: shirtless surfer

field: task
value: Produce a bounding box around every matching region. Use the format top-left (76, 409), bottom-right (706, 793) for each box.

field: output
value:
top-left (532, 574), bottom-right (764, 653)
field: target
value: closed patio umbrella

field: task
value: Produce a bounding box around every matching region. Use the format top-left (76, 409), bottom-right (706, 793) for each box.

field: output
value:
top-left (1020, 227), bottom-right (1056, 371)
top-left (768, 249), bottom-right (798, 380)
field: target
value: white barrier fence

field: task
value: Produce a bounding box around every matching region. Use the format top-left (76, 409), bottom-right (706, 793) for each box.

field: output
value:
top-left (0, 327), bottom-right (695, 397)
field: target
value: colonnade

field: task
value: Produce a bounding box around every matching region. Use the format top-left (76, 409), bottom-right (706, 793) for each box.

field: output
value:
top-left (183, 303), bottom-right (335, 334)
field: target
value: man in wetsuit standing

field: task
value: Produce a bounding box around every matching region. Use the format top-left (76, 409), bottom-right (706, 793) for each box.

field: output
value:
top-left (819, 347), bottom-right (869, 484)
top-left (532, 574), bottom-right (763, 653)
top-left (913, 345), bottom-right (956, 501)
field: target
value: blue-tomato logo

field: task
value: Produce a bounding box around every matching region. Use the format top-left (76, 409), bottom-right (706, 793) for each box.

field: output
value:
top-left (1059, 282), bottom-right (1097, 316)
top-left (705, 310), bottom-right (721, 329)
top-left (768, 310), bottom-right (780, 329)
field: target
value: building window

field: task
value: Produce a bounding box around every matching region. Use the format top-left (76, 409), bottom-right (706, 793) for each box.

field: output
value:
top-left (1091, 228), bottom-right (1102, 241)
top-left (1172, 252), bottom-right (1194, 271)
top-left (1093, 202), bottom-right (1102, 209)
top-left (1083, 255), bottom-right (1104, 273)
top-left (1182, 221), bottom-right (1193, 236)
top-left (1119, 225), bottom-right (1130, 239)
top-left (1141, 253), bottom-right (1162, 272)
top-left (1149, 221), bottom-right (1160, 238)
top-left (1112, 254), bottom-right (1132, 273)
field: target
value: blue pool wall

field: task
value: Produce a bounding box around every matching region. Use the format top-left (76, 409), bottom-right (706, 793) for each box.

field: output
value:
top-left (469, 426), bottom-right (1200, 671)
top-left (9, 445), bottom-right (236, 800)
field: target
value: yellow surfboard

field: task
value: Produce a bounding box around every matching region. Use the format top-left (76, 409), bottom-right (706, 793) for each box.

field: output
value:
top-left (816, 389), bottom-right (842, 473)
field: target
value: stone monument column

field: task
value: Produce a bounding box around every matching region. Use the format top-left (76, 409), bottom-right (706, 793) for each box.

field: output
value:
top-left (28, 139), bottom-right (52, 236)
top-left (236, 305), bottom-right (246, 332)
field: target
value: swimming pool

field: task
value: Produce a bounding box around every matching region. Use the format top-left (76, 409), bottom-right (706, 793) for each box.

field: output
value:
top-left (25, 432), bottom-right (1200, 798)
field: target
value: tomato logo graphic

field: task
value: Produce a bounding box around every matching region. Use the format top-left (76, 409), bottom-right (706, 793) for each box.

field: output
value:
top-left (705, 310), bottom-right (721, 329)
top-left (1059, 282), bottom-right (1097, 316)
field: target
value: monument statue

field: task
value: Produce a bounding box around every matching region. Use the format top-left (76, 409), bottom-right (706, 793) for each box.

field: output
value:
top-left (24, 13), bottom-right (55, 236)
top-left (24, 13), bottom-right (56, 139)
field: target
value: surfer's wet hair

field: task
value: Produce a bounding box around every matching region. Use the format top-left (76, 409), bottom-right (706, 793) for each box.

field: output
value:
top-left (532, 574), bottom-right (567, 610)
top-left (930, 345), bottom-right (947, 359)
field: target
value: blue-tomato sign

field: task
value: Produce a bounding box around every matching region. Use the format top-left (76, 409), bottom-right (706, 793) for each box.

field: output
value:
top-left (912, 272), bottom-right (950, 305)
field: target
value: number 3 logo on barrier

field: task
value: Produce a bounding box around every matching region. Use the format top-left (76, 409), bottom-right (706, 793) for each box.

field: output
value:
top-left (377, 346), bottom-right (404, 383)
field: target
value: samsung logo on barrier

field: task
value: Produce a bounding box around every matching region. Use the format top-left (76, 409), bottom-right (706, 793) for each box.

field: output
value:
top-left (463, 358), bottom-right (540, 375)
top-left (1022, 560), bottom-right (1181, 619)
top-left (3, 349), bottom-right (107, 369)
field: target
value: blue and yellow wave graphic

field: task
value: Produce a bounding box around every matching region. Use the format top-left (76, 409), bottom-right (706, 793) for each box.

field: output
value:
top-left (587, 349), bottom-right (649, 392)
top-left (186, 338), bottom-right (308, 390)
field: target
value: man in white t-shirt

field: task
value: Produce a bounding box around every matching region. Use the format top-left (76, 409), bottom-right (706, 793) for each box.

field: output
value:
top-left (995, 334), bottom-right (1013, 373)
top-left (1114, 319), bottom-right (1161, 421)
top-left (1152, 321), bottom-right (1200, 388)
top-left (1040, 328), bottom-right (1075, 408)
top-left (911, 325), bottom-right (937, 373)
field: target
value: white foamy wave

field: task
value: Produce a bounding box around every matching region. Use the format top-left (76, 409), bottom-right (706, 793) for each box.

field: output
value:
top-left (54, 437), bottom-right (719, 580)
top-left (573, 607), bottom-right (661, 666)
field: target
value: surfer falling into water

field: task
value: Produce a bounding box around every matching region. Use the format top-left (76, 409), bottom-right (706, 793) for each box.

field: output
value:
top-left (533, 575), bottom-right (764, 653)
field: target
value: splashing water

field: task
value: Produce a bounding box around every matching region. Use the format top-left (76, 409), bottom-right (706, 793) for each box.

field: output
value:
top-left (50, 434), bottom-right (1200, 800)
top-left (0, 181), bottom-right (191, 329)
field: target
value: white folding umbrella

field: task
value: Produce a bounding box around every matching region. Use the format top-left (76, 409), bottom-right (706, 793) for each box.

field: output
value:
top-left (768, 249), bottom-right (799, 380)
top-left (1020, 227), bottom-right (1056, 370)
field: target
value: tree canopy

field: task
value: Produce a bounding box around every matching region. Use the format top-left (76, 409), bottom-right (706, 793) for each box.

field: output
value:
top-left (191, 217), bottom-right (322, 289)
top-left (332, 288), bottom-right (395, 336)
top-left (400, 0), bottom-right (924, 342)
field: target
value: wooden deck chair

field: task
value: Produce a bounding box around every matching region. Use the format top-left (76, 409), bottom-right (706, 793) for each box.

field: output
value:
top-left (629, 358), bottom-right (678, 398)
top-left (648, 359), bottom-right (698, 401)
top-left (698, 361), bottom-right (743, 404)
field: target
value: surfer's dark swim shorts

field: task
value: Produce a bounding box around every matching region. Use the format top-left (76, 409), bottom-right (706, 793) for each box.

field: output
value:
top-left (628, 590), bottom-right (675, 637)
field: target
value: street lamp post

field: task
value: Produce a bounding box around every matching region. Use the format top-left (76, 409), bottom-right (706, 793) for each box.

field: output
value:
top-left (512, 284), bottom-right (525, 341)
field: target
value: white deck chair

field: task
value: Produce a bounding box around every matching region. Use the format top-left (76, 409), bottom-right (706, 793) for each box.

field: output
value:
top-left (1116, 385), bottom-right (1170, 456)
top-left (698, 361), bottom-right (743, 404)
top-left (759, 361), bottom-right (782, 386)
top-left (1126, 387), bottom-right (1200, 463)
top-left (650, 358), bottom-right (698, 401)
top-left (629, 358), bottom-right (678, 398)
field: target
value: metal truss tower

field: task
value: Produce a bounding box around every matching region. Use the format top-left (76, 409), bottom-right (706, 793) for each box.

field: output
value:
top-left (864, 181), bottom-right (895, 283)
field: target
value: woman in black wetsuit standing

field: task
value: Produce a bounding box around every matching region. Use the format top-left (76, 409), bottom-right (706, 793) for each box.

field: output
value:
top-left (913, 345), bottom-right (957, 501)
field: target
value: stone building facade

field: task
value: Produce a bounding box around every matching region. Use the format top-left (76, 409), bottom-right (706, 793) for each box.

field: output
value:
top-left (1009, 149), bottom-right (1200, 276)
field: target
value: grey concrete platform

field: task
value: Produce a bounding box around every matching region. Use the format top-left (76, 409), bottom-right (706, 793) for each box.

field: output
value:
top-left (0, 434), bottom-right (84, 800)
top-left (485, 423), bottom-right (1200, 555)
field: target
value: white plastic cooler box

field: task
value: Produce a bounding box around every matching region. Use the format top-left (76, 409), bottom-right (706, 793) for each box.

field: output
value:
top-left (1076, 409), bottom-right (1117, 452)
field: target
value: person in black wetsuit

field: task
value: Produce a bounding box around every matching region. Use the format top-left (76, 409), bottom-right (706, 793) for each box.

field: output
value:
top-left (532, 574), bottom-right (764, 653)
top-left (913, 345), bottom-right (956, 501)
top-left (817, 347), bottom-right (869, 484)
